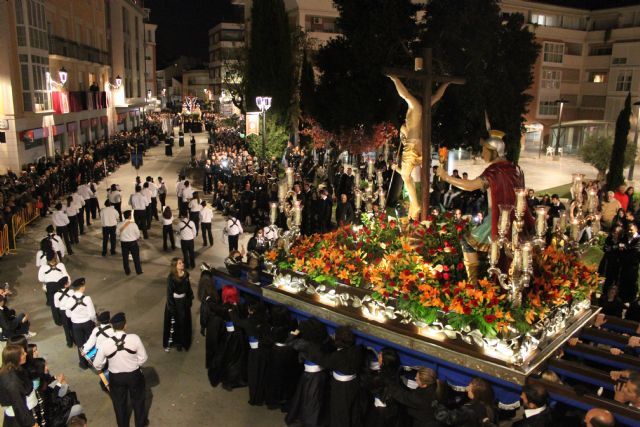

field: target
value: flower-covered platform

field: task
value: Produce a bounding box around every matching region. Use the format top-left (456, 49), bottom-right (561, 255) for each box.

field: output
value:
top-left (264, 213), bottom-right (601, 384)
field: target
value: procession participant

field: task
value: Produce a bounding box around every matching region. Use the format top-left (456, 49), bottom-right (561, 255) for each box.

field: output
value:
top-left (108, 184), bottom-right (123, 221)
top-left (52, 202), bottom-right (73, 254)
top-left (225, 211), bottom-right (243, 252)
top-left (65, 195), bottom-right (81, 244)
top-left (162, 206), bottom-right (176, 252)
top-left (146, 176), bottom-right (160, 222)
top-left (38, 252), bottom-right (70, 325)
top-left (53, 276), bottom-right (75, 348)
top-left (157, 177), bottom-right (167, 208)
top-left (176, 174), bottom-right (186, 213)
top-left (264, 309), bottom-right (300, 411)
top-left (190, 134), bottom-right (196, 157)
top-left (129, 185), bottom-right (149, 239)
top-left (163, 258), bottom-right (194, 352)
top-left (188, 191), bottom-right (203, 232)
top-left (437, 130), bottom-right (534, 283)
top-left (118, 210), bottom-right (143, 276)
top-left (100, 200), bottom-right (119, 256)
top-left (177, 210), bottom-right (197, 269)
top-left (141, 182), bottom-right (153, 230)
top-left (64, 278), bottom-right (96, 370)
top-left (82, 311), bottom-right (114, 359)
top-left (71, 186), bottom-right (87, 233)
top-left (45, 224), bottom-right (67, 260)
top-left (199, 200), bottom-right (214, 247)
top-left (77, 181), bottom-right (94, 226)
top-left (218, 286), bottom-right (247, 391)
top-left (35, 238), bottom-right (52, 269)
top-left (181, 180), bottom-right (194, 207)
top-left (93, 312), bottom-right (149, 427)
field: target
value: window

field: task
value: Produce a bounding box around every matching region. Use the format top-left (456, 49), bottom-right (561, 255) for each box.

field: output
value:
top-left (543, 42), bottom-right (563, 63)
top-left (541, 69), bottom-right (561, 89)
top-left (589, 44), bottom-right (612, 56)
top-left (612, 57), bottom-right (627, 65)
top-left (587, 72), bottom-right (607, 83)
top-left (539, 100), bottom-right (559, 116)
top-left (616, 70), bottom-right (632, 92)
top-left (532, 14), bottom-right (560, 27)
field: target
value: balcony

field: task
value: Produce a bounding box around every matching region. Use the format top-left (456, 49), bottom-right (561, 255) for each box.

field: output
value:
top-left (51, 91), bottom-right (107, 114)
top-left (48, 35), bottom-right (110, 65)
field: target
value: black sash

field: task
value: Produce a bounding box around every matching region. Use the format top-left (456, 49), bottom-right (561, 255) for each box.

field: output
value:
top-left (57, 287), bottom-right (71, 303)
top-left (106, 334), bottom-right (136, 358)
top-left (69, 295), bottom-right (87, 311)
top-left (46, 267), bottom-right (61, 274)
top-left (180, 220), bottom-right (193, 232)
top-left (97, 325), bottom-right (112, 339)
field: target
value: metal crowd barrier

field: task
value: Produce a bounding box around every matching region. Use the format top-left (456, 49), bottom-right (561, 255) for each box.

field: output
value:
top-left (9, 203), bottom-right (40, 253)
top-left (0, 224), bottom-right (8, 257)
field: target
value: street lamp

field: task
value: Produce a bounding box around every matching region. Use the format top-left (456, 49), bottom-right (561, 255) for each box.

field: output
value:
top-left (554, 99), bottom-right (568, 157)
top-left (58, 67), bottom-right (68, 85)
top-left (47, 67), bottom-right (69, 90)
top-left (256, 96), bottom-right (272, 160)
top-left (628, 100), bottom-right (640, 181)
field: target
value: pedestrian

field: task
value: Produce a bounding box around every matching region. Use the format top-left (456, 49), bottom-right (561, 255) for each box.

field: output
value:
top-left (199, 200), bottom-right (214, 246)
top-left (141, 182), bottom-right (153, 231)
top-left (190, 134), bottom-right (196, 157)
top-left (162, 206), bottom-right (176, 251)
top-left (53, 276), bottom-right (75, 348)
top-left (45, 224), bottom-right (67, 260)
top-left (163, 258), bottom-right (194, 352)
top-left (177, 210), bottom-right (197, 269)
top-left (225, 211), bottom-right (243, 252)
top-left (108, 184), bottom-right (123, 221)
top-left (93, 312), bottom-right (149, 427)
top-left (37, 252), bottom-right (70, 325)
top-left (0, 344), bottom-right (38, 427)
top-left (82, 311), bottom-right (114, 359)
top-left (176, 175), bottom-right (186, 213)
top-left (188, 191), bottom-right (202, 231)
top-left (65, 195), bottom-right (80, 244)
top-left (129, 185), bottom-right (149, 239)
top-left (118, 210), bottom-right (143, 276)
top-left (157, 177), bottom-right (167, 208)
top-left (52, 203), bottom-right (73, 255)
top-left (100, 200), bottom-right (119, 256)
top-left (147, 177), bottom-right (159, 221)
top-left (63, 278), bottom-right (96, 370)
top-left (71, 186), bottom-right (86, 234)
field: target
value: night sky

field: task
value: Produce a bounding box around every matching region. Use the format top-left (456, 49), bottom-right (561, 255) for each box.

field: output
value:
top-left (145, 0), bottom-right (241, 69)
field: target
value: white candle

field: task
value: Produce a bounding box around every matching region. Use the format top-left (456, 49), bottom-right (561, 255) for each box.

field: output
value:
top-left (355, 191), bottom-right (362, 210)
top-left (515, 189), bottom-right (526, 215)
top-left (499, 209), bottom-right (511, 234)
top-left (270, 202), bottom-right (278, 225)
top-left (571, 219), bottom-right (580, 241)
top-left (512, 249), bottom-right (522, 272)
top-left (490, 240), bottom-right (500, 265)
top-left (367, 158), bottom-right (375, 178)
top-left (535, 206), bottom-right (547, 236)
top-left (378, 188), bottom-right (386, 209)
top-left (376, 170), bottom-right (384, 187)
top-left (522, 243), bottom-right (532, 270)
top-left (286, 167), bottom-right (294, 189)
top-left (293, 201), bottom-right (302, 226)
top-left (558, 211), bottom-right (567, 231)
top-left (354, 172), bottom-right (361, 189)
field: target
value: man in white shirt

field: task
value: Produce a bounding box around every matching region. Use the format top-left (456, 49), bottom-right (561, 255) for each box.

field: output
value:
top-left (46, 224), bottom-right (67, 259)
top-left (108, 183), bottom-right (123, 221)
top-left (199, 201), bottom-right (214, 246)
top-left (62, 278), bottom-right (96, 369)
top-left (225, 212), bottom-right (243, 252)
top-left (118, 210), bottom-right (143, 275)
top-left (141, 182), bottom-right (153, 229)
top-left (129, 185), bottom-right (149, 239)
top-left (101, 200), bottom-right (120, 256)
top-left (52, 202), bottom-right (73, 254)
top-left (82, 311), bottom-right (114, 357)
top-left (157, 176), bottom-right (167, 208)
top-left (177, 210), bottom-right (197, 269)
top-left (77, 182), bottom-right (94, 226)
top-left (93, 312), bottom-right (149, 427)
top-left (176, 174), bottom-right (186, 213)
top-left (181, 180), bottom-right (194, 206)
top-left (53, 276), bottom-right (75, 348)
top-left (146, 176), bottom-right (159, 221)
top-left (71, 187), bottom-right (86, 233)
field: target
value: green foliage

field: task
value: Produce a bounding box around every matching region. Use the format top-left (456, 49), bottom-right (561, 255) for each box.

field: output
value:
top-left (423, 0), bottom-right (539, 163)
top-left (246, 115), bottom-right (289, 161)
top-left (579, 135), bottom-right (636, 180)
top-left (313, 0), bottom-right (419, 134)
top-left (607, 92), bottom-right (632, 190)
top-left (245, 0), bottom-right (294, 124)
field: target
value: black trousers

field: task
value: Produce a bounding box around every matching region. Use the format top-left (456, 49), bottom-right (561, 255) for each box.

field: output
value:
top-left (102, 226), bottom-right (117, 255)
top-left (61, 312), bottom-right (74, 347)
top-left (134, 209), bottom-right (148, 239)
top-left (85, 202), bottom-right (92, 225)
top-left (78, 207), bottom-right (85, 233)
top-left (90, 198), bottom-right (98, 219)
top-left (72, 320), bottom-right (95, 368)
top-left (121, 241), bottom-right (142, 274)
top-left (68, 215), bottom-right (80, 244)
top-left (145, 206), bottom-right (152, 229)
top-left (159, 193), bottom-right (166, 208)
top-left (45, 281), bottom-right (63, 325)
top-left (110, 369), bottom-right (147, 427)
top-left (56, 225), bottom-right (73, 254)
top-left (114, 202), bottom-right (123, 221)
top-left (151, 197), bottom-right (159, 220)
top-left (228, 234), bottom-right (239, 252)
top-left (189, 212), bottom-right (200, 232)
top-left (163, 225), bottom-right (175, 250)
top-left (181, 239), bottom-right (195, 269)
top-left (201, 222), bottom-right (213, 246)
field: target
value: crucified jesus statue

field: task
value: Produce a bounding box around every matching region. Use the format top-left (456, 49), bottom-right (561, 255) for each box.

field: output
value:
top-left (387, 75), bottom-right (453, 219)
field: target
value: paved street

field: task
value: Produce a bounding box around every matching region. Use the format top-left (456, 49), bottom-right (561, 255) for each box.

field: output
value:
top-left (1, 133), bottom-right (283, 426)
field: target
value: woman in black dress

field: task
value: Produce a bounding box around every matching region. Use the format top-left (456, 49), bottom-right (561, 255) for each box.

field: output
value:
top-left (163, 258), bottom-right (194, 352)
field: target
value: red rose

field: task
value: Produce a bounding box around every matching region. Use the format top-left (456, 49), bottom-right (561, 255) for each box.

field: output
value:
top-left (443, 273), bottom-right (450, 280)
top-left (389, 221), bottom-right (396, 229)
top-left (457, 262), bottom-right (465, 270)
top-left (484, 314), bottom-right (496, 323)
top-left (463, 306), bottom-right (472, 315)
top-left (444, 241), bottom-right (451, 248)
top-left (443, 306), bottom-right (450, 313)
top-left (443, 265), bottom-right (450, 272)
top-left (456, 225), bottom-right (463, 232)
top-left (403, 294), bottom-right (409, 300)
top-left (403, 269), bottom-right (411, 275)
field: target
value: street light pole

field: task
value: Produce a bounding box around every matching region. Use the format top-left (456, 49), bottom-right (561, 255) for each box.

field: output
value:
top-left (256, 96), bottom-right (272, 160)
top-left (554, 99), bottom-right (568, 157)
top-left (628, 100), bottom-right (640, 181)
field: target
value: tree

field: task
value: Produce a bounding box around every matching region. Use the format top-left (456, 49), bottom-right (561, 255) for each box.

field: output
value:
top-left (422, 0), bottom-right (539, 163)
top-left (313, 0), bottom-right (419, 138)
top-left (606, 92), bottom-right (632, 190)
top-left (246, 115), bottom-right (289, 161)
top-left (245, 0), bottom-right (294, 123)
top-left (222, 47), bottom-right (248, 115)
top-left (579, 135), bottom-right (636, 182)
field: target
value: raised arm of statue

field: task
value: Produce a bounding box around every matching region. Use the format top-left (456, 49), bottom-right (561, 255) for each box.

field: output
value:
top-left (387, 75), bottom-right (421, 111)
top-left (437, 167), bottom-right (486, 192)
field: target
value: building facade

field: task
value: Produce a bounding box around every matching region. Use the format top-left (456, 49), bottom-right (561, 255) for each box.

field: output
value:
top-left (501, 0), bottom-right (640, 154)
top-left (208, 22), bottom-right (244, 112)
top-left (0, 0), bottom-right (148, 173)
top-left (143, 8), bottom-right (157, 98)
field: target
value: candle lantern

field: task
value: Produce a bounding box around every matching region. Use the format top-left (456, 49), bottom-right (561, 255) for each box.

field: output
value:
top-left (270, 202), bottom-right (278, 225)
top-left (367, 158), bottom-right (375, 179)
top-left (355, 190), bottom-right (362, 211)
top-left (498, 204), bottom-right (514, 237)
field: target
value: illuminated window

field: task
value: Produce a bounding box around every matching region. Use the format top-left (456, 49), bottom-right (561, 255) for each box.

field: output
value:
top-left (587, 72), bottom-right (607, 83)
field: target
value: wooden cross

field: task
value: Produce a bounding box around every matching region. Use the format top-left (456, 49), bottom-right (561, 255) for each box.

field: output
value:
top-left (385, 47), bottom-right (465, 219)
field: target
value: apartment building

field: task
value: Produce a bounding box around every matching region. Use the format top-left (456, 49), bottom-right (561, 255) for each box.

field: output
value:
top-left (0, 0), bottom-right (149, 173)
top-left (208, 22), bottom-right (244, 114)
top-left (144, 8), bottom-right (158, 98)
top-left (501, 0), bottom-right (640, 154)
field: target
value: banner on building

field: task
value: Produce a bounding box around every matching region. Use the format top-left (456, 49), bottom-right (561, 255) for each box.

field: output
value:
top-left (53, 124), bottom-right (65, 136)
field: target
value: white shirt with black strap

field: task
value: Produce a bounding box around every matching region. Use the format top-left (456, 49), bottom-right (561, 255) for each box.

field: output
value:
top-left (93, 331), bottom-right (148, 373)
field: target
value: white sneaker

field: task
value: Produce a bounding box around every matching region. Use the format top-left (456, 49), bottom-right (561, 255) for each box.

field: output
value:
top-left (26, 332), bottom-right (37, 338)
top-left (164, 347), bottom-right (170, 352)
top-left (129, 254), bottom-right (133, 261)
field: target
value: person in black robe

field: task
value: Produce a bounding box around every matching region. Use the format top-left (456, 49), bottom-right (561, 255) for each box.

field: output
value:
top-left (163, 258), bottom-right (194, 352)
top-left (285, 317), bottom-right (331, 427)
top-left (361, 348), bottom-right (401, 427)
top-left (433, 377), bottom-right (497, 427)
top-left (619, 223), bottom-right (640, 303)
top-left (598, 225), bottom-right (624, 296)
top-left (599, 285), bottom-right (624, 317)
top-left (165, 136), bottom-right (172, 157)
top-left (199, 280), bottom-right (226, 387)
top-left (190, 135), bottom-right (196, 157)
top-left (305, 326), bottom-right (364, 427)
top-left (231, 303), bottom-right (270, 406)
top-left (219, 285), bottom-right (247, 391)
top-left (385, 367), bottom-right (440, 427)
top-left (265, 307), bottom-right (301, 411)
